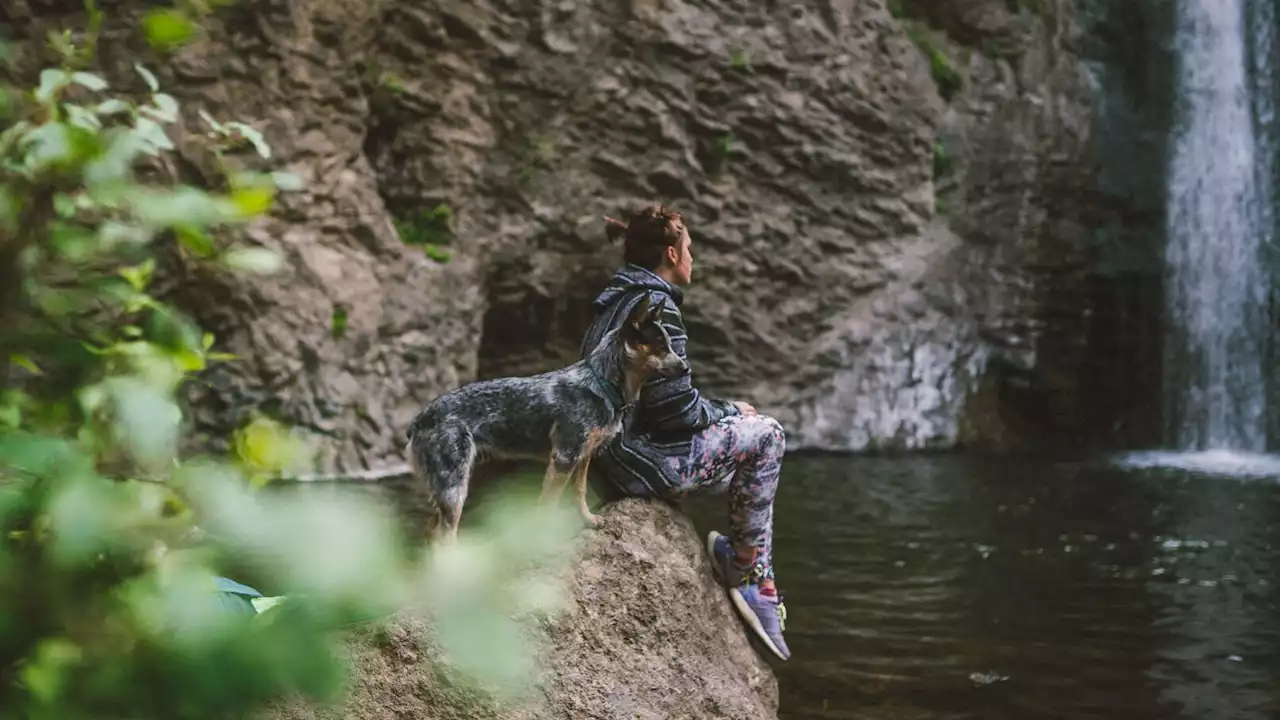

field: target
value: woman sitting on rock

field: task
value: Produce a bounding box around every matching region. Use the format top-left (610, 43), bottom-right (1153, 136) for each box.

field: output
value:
top-left (580, 205), bottom-right (791, 661)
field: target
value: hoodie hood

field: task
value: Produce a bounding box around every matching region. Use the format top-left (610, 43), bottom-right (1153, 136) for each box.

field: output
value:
top-left (592, 264), bottom-right (684, 313)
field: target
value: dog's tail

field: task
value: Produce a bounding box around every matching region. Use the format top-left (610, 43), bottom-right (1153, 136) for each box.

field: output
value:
top-left (405, 418), bottom-right (474, 543)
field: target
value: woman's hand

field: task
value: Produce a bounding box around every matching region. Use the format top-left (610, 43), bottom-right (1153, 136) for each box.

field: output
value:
top-left (732, 401), bottom-right (757, 416)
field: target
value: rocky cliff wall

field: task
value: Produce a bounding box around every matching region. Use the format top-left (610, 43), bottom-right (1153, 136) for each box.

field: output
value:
top-left (4, 0), bottom-right (1112, 470)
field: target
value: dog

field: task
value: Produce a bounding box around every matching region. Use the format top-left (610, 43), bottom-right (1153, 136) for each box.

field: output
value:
top-left (405, 293), bottom-right (685, 542)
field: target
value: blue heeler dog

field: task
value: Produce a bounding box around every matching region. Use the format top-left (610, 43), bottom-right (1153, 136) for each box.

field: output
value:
top-left (405, 294), bottom-right (686, 542)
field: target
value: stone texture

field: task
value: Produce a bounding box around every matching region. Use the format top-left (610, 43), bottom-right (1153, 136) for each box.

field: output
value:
top-left (265, 499), bottom-right (779, 720)
top-left (4, 0), bottom-right (1104, 466)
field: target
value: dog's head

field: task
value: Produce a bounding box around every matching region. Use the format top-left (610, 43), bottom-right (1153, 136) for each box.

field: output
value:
top-left (622, 294), bottom-right (686, 379)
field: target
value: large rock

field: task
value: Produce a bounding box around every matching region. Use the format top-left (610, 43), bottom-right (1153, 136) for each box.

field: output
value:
top-left (267, 499), bottom-right (779, 720)
top-left (4, 0), bottom-right (1106, 466)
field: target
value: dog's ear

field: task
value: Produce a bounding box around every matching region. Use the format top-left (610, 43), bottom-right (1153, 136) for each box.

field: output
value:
top-left (626, 294), bottom-right (652, 332)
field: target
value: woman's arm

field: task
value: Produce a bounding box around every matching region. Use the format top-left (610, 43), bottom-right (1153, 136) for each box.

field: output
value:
top-left (637, 297), bottom-right (739, 433)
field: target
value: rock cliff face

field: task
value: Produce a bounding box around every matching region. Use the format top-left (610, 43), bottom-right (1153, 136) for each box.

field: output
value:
top-left (5, 0), bottom-right (1111, 468)
top-left (266, 499), bottom-right (779, 720)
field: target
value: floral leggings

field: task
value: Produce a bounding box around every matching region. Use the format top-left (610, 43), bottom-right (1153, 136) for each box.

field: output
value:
top-left (662, 413), bottom-right (786, 581)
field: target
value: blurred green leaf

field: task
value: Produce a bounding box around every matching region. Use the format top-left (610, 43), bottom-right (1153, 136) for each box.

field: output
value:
top-left (130, 186), bottom-right (240, 227)
top-left (198, 108), bottom-right (223, 132)
top-left (95, 98), bottom-right (131, 116)
top-left (98, 220), bottom-right (155, 249)
top-left (34, 69), bottom-right (70, 104)
top-left (134, 116), bottom-right (175, 155)
top-left (83, 127), bottom-right (144, 186)
top-left (224, 247), bottom-right (283, 275)
top-left (233, 416), bottom-right (310, 482)
top-left (135, 62), bottom-right (160, 92)
top-left (143, 9), bottom-right (197, 51)
top-left (0, 186), bottom-right (16, 234)
top-left (11, 354), bottom-right (43, 375)
top-left (231, 184), bottom-right (275, 216)
top-left (271, 171), bottom-right (305, 192)
top-left (176, 224), bottom-right (215, 257)
top-left (146, 93), bottom-right (180, 123)
top-left (224, 122), bottom-right (271, 159)
top-left (105, 375), bottom-right (181, 466)
top-left (64, 104), bottom-right (103, 132)
top-left (70, 71), bottom-right (108, 91)
top-left (119, 258), bottom-right (156, 291)
top-left (21, 123), bottom-right (75, 173)
top-left (21, 639), bottom-right (83, 704)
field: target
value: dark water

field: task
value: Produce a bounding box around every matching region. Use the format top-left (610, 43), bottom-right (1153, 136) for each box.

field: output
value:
top-left (685, 455), bottom-right (1280, 720)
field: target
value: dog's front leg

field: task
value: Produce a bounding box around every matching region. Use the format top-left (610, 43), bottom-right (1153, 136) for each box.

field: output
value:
top-left (571, 457), bottom-right (602, 528)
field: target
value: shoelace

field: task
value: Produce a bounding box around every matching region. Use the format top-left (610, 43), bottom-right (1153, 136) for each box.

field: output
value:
top-left (735, 554), bottom-right (770, 586)
top-left (776, 594), bottom-right (787, 633)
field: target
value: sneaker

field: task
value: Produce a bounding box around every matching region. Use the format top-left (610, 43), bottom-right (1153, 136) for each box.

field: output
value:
top-left (705, 530), bottom-right (748, 588)
top-left (729, 582), bottom-right (791, 661)
top-left (705, 531), bottom-right (791, 661)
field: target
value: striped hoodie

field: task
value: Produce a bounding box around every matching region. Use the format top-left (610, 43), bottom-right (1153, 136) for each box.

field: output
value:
top-left (580, 264), bottom-right (739, 496)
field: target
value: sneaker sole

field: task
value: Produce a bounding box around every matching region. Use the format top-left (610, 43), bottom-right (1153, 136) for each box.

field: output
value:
top-left (705, 530), bottom-right (726, 584)
top-left (708, 532), bottom-right (788, 662)
top-left (728, 586), bottom-right (789, 662)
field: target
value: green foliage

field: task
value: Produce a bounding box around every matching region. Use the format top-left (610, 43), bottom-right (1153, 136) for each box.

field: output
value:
top-left (141, 0), bottom-right (242, 53)
top-left (330, 304), bottom-right (348, 339)
top-left (705, 132), bottom-right (735, 175)
top-left (887, 0), bottom-right (909, 19)
top-left (517, 133), bottom-right (557, 186)
top-left (0, 8), bottom-right (575, 719)
top-left (527, 135), bottom-right (556, 168)
top-left (393, 204), bottom-right (453, 263)
top-left (906, 24), bottom-right (963, 101)
top-left (379, 72), bottom-right (407, 94)
top-left (142, 9), bottom-right (197, 51)
top-left (933, 139), bottom-right (952, 180)
top-left (728, 48), bottom-right (752, 71)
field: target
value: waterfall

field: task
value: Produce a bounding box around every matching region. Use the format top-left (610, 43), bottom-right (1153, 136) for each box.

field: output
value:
top-left (1163, 0), bottom-right (1275, 451)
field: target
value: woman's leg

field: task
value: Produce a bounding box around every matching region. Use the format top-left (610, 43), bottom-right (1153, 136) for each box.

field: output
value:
top-left (666, 413), bottom-right (786, 587)
top-left (665, 412), bottom-right (791, 660)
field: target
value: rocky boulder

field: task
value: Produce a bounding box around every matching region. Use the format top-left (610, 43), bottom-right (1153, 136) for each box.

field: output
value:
top-left (267, 498), bottom-right (779, 720)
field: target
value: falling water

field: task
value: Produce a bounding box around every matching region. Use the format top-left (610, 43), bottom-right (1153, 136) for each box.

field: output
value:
top-left (1163, 0), bottom-right (1274, 451)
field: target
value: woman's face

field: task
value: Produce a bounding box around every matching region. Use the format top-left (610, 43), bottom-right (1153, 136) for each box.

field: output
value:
top-left (668, 224), bottom-right (693, 286)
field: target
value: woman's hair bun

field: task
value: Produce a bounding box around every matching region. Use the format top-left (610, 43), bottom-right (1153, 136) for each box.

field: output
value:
top-left (604, 216), bottom-right (627, 243)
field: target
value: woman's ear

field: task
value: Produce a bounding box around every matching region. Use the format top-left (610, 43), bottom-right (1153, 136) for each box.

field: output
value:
top-left (664, 244), bottom-right (679, 267)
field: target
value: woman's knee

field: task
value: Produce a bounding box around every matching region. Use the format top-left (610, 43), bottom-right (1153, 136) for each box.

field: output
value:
top-left (745, 414), bottom-right (786, 453)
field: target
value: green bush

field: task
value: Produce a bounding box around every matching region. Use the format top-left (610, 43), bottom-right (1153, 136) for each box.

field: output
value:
top-left (393, 204), bottom-right (453, 263)
top-left (906, 24), bottom-right (963, 101)
top-left (0, 7), bottom-right (575, 719)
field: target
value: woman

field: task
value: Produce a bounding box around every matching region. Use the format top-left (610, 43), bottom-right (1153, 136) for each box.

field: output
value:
top-left (580, 205), bottom-right (791, 661)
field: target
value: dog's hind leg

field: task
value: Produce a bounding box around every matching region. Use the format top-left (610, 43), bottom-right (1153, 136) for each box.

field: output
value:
top-left (423, 507), bottom-right (443, 542)
top-left (538, 428), bottom-right (577, 506)
top-left (538, 454), bottom-right (575, 505)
